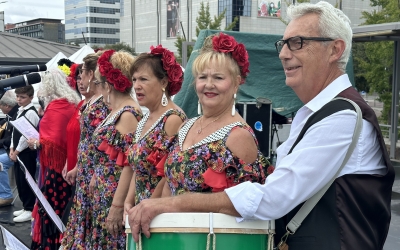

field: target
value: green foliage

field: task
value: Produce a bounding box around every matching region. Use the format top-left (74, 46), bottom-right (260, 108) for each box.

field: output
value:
top-left (92, 43), bottom-right (137, 56)
top-left (355, 0), bottom-right (400, 123)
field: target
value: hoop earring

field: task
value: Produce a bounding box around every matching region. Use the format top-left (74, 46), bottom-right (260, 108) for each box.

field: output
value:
top-left (198, 101), bottom-right (202, 115)
top-left (161, 88), bottom-right (168, 107)
top-left (231, 93), bottom-right (236, 116)
top-left (86, 79), bottom-right (90, 93)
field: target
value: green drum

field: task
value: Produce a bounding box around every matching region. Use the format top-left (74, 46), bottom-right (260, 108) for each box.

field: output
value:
top-left (125, 213), bottom-right (275, 250)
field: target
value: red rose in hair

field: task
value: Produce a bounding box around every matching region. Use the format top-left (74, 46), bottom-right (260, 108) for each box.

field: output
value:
top-left (99, 62), bottom-right (113, 76)
top-left (232, 43), bottom-right (248, 67)
top-left (150, 45), bottom-right (165, 55)
top-left (162, 50), bottom-right (176, 70)
top-left (167, 64), bottom-right (183, 95)
top-left (212, 32), bottom-right (237, 53)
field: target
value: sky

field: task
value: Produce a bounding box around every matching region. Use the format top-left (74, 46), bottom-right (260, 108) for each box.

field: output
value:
top-left (1, 0), bottom-right (65, 24)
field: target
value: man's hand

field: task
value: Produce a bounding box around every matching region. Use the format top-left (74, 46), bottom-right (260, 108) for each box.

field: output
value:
top-left (128, 198), bottom-right (166, 243)
top-left (9, 152), bottom-right (16, 162)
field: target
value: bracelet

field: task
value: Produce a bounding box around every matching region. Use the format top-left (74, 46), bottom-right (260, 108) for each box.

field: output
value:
top-left (33, 141), bottom-right (37, 150)
top-left (111, 203), bottom-right (124, 208)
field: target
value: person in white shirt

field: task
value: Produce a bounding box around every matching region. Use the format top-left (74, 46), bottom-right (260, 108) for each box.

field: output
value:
top-left (127, 2), bottom-right (394, 249)
top-left (9, 86), bottom-right (40, 223)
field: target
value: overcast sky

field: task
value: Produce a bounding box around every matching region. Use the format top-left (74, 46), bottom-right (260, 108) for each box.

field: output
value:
top-left (1, 0), bottom-right (65, 24)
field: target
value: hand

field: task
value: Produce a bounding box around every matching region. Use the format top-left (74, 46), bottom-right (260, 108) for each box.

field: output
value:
top-left (128, 198), bottom-right (165, 242)
top-left (106, 205), bottom-right (124, 238)
top-left (124, 203), bottom-right (133, 227)
top-left (89, 174), bottom-right (96, 194)
top-left (9, 152), bottom-right (16, 162)
top-left (27, 138), bottom-right (36, 150)
top-left (62, 164), bottom-right (68, 181)
top-left (66, 167), bottom-right (78, 186)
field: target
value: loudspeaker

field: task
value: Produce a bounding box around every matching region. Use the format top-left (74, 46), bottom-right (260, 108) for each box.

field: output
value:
top-left (236, 100), bottom-right (272, 158)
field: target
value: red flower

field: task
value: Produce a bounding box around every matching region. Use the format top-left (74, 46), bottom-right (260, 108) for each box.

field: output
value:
top-left (232, 43), bottom-right (248, 67)
top-left (267, 165), bottom-right (275, 175)
top-left (162, 50), bottom-right (175, 70)
top-left (150, 45), bottom-right (165, 55)
top-left (167, 63), bottom-right (183, 95)
top-left (212, 32), bottom-right (237, 53)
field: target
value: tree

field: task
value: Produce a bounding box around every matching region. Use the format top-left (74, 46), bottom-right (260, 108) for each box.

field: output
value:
top-left (354, 0), bottom-right (400, 123)
top-left (92, 42), bottom-right (137, 55)
top-left (175, 1), bottom-right (239, 63)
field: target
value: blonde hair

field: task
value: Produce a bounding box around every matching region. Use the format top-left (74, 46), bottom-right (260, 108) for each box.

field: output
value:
top-left (39, 68), bottom-right (81, 106)
top-left (95, 50), bottom-right (136, 93)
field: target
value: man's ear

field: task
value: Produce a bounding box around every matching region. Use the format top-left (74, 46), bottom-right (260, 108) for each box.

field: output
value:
top-left (329, 39), bottom-right (346, 64)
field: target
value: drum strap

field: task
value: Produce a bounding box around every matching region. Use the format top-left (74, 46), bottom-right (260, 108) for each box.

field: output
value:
top-left (277, 98), bottom-right (363, 249)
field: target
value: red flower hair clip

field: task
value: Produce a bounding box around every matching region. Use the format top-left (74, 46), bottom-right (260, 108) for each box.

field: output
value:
top-left (149, 45), bottom-right (183, 96)
top-left (212, 33), bottom-right (250, 84)
top-left (98, 50), bottom-right (132, 93)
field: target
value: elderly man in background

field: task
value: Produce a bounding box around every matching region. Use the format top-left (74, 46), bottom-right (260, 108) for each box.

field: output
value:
top-left (0, 91), bottom-right (19, 206)
top-left (128, 2), bottom-right (394, 249)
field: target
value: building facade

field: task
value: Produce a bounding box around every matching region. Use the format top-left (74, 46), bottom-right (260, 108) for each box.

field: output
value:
top-left (65, 0), bottom-right (122, 47)
top-left (120, 0), bottom-right (378, 54)
top-left (5, 18), bottom-right (65, 43)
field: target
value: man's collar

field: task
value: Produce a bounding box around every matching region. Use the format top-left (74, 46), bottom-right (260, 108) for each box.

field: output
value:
top-left (305, 74), bottom-right (352, 112)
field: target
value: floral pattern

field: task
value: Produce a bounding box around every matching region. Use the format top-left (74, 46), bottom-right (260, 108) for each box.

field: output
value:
top-left (127, 109), bottom-right (187, 205)
top-left (165, 117), bottom-right (270, 195)
top-left (88, 105), bottom-right (142, 249)
top-left (61, 96), bottom-right (110, 249)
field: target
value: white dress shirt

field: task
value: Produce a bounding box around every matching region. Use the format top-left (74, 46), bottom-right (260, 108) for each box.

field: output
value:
top-left (10, 103), bottom-right (40, 152)
top-left (225, 74), bottom-right (386, 220)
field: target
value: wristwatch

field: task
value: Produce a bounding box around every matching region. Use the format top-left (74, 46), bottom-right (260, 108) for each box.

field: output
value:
top-left (34, 140), bottom-right (37, 150)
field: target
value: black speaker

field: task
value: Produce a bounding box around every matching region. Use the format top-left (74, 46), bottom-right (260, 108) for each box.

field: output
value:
top-left (235, 98), bottom-right (272, 158)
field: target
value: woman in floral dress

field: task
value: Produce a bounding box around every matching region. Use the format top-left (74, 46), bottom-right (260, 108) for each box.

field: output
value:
top-left (162, 33), bottom-right (272, 196)
top-left (125, 46), bottom-right (186, 212)
top-left (60, 51), bottom-right (110, 249)
top-left (88, 50), bottom-right (142, 249)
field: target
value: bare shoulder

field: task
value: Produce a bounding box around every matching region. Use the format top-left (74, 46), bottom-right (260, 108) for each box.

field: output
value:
top-left (164, 114), bottom-right (185, 136)
top-left (226, 126), bottom-right (258, 164)
top-left (116, 111), bottom-right (140, 134)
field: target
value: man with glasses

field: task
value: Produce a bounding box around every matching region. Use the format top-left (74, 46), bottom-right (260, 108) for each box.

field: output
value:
top-left (128, 2), bottom-right (393, 249)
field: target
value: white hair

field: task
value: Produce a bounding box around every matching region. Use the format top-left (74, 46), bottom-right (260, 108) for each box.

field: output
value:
top-left (0, 91), bottom-right (17, 107)
top-left (39, 68), bottom-right (81, 107)
top-left (287, 1), bottom-right (352, 71)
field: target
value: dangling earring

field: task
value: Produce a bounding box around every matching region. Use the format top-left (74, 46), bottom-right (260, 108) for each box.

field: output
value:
top-left (86, 79), bottom-right (90, 93)
top-left (198, 101), bottom-right (202, 115)
top-left (231, 93), bottom-right (236, 116)
top-left (107, 94), bottom-right (110, 104)
top-left (161, 88), bottom-right (168, 107)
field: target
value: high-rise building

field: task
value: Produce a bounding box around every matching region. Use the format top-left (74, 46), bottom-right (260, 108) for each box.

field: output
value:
top-left (120, 0), bottom-right (378, 54)
top-left (5, 18), bottom-right (65, 43)
top-left (65, 0), bottom-right (122, 47)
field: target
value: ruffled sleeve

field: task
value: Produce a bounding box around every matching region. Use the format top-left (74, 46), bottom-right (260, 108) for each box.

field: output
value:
top-left (98, 126), bottom-right (135, 167)
top-left (147, 134), bottom-right (177, 177)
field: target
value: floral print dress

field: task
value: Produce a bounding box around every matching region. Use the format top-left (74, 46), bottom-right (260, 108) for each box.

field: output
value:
top-left (165, 117), bottom-right (271, 195)
top-left (90, 106), bottom-right (142, 249)
top-left (61, 96), bottom-right (110, 249)
top-left (127, 109), bottom-right (186, 205)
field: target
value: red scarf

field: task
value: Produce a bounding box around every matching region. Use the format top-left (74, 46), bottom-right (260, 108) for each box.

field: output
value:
top-left (66, 100), bottom-right (84, 171)
top-left (39, 99), bottom-right (76, 175)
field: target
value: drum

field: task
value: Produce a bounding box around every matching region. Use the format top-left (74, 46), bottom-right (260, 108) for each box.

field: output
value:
top-left (125, 213), bottom-right (275, 250)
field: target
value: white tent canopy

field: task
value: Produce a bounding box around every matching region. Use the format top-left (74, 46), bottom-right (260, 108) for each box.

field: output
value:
top-left (68, 45), bottom-right (94, 64)
top-left (45, 51), bottom-right (67, 70)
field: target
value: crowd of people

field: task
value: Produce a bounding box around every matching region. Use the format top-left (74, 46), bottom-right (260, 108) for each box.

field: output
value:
top-left (0, 1), bottom-right (394, 250)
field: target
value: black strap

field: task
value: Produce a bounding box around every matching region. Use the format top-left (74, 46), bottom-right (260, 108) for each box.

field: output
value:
top-left (288, 99), bottom-right (357, 154)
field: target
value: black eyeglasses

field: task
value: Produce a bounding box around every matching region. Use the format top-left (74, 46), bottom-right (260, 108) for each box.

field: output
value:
top-left (275, 36), bottom-right (334, 54)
